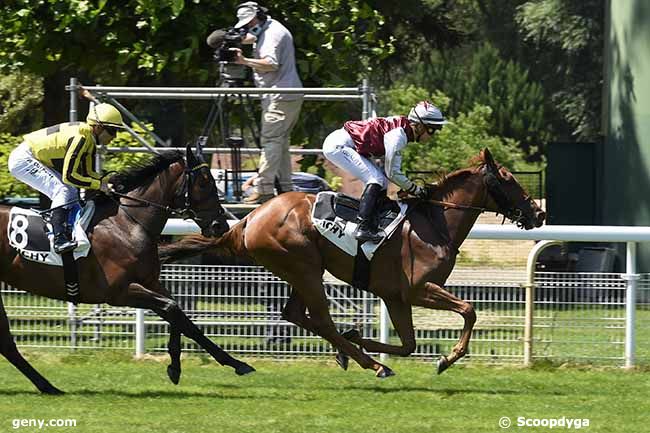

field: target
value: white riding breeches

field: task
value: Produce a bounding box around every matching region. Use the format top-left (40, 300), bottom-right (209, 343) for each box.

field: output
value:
top-left (322, 128), bottom-right (388, 189)
top-left (8, 142), bottom-right (78, 208)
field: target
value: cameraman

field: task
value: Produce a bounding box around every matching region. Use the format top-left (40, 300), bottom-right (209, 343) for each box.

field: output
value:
top-left (230, 1), bottom-right (303, 204)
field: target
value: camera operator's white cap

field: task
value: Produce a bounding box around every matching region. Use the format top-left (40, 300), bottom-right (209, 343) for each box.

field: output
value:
top-left (235, 2), bottom-right (259, 28)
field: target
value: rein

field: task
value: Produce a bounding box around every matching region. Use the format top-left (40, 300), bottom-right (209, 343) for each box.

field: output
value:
top-left (110, 162), bottom-right (210, 220)
top-left (426, 198), bottom-right (487, 213)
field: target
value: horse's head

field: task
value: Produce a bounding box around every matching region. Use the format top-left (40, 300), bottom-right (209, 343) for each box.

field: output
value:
top-left (176, 144), bottom-right (230, 237)
top-left (480, 148), bottom-right (545, 229)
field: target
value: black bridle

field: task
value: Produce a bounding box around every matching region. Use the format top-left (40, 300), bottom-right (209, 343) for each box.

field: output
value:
top-left (109, 160), bottom-right (223, 222)
top-left (482, 167), bottom-right (535, 228)
top-left (424, 165), bottom-right (534, 228)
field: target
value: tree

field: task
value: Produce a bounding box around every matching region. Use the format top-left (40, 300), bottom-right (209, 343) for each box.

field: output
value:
top-left (514, 0), bottom-right (604, 141)
top-left (380, 85), bottom-right (527, 176)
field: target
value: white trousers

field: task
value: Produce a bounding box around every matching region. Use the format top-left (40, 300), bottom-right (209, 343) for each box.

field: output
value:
top-left (8, 142), bottom-right (78, 208)
top-left (322, 128), bottom-right (388, 189)
top-left (255, 98), bottom-right (303, 194)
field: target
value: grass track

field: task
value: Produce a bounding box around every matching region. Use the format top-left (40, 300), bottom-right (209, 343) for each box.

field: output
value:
top-left (0, 352), bottom-right (649, 433)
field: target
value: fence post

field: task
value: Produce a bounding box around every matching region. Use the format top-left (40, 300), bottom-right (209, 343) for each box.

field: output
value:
top-left (624, 241), bottom-right (639, 368)
top-left (361, 78), bottom-right (370, 120)
top-left (135, 308), bottom-right (145, 358)
top-left (67, 302), bottom-right (77, 348)
top-left (379, 300), bottom-right (389, 362)
top-left (69, 77), bottom-right (78, 122)
top-left (524, 240), bottom-right (562, 366)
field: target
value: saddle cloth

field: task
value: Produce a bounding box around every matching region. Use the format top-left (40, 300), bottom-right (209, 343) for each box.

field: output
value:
top-left (7, 202), bottom-right (95, 266)
top-left (311, 191), bottom-right (408, 260)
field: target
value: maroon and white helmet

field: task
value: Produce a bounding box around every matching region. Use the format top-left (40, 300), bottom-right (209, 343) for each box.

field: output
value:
top-left (408, 101), bottom-right (448, 126)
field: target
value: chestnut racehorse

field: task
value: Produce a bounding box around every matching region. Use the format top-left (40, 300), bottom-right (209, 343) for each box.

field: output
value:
top-left (160, 148), bottom-right (545, 377)
top-left (0, 145), bottom-right (254, 394)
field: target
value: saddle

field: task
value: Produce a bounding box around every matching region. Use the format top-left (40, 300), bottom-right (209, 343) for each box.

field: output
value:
top-left (7, 202), bottom-right (96, 304)
top-left (7, 202), bottom-right (95, 266)
top-left (312, 192), bottom-right (408, 290)
top-left (311, 191), bottom-right (407, 260)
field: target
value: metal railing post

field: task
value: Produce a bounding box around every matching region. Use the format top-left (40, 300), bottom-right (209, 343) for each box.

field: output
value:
top-left (379, 300), bottom-right (389, 362)
top-left (67, 302), bottom-right (77, 349)
top-left (135, 308), bottom-right (145, 358)
top-left (624, 241), bottom-right (639, 368)
top-left (69, 77), bottom-right (78, 122)
top-left (524, 240), bottom-right (562, 366)
top-left (361, 78), bottom-right (370, 120)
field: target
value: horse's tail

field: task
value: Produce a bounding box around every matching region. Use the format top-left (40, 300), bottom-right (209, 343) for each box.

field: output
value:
top-left (158, 219), bottom-right (250, 264)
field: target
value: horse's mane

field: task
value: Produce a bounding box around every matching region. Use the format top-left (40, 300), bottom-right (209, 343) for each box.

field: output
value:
top-left (110, 151), bottom-right (185, 193)
top-left (427, 154), bottom-right (486, 201)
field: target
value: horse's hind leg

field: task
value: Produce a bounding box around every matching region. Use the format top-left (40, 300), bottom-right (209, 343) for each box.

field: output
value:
top-left (283, 276), bottom-right (394, 377)
top-left (412, 282), bottom-right (476, 374)
top-left (337, 298), bottom-right (416, 368)
top-left (0, 295), bottom-right (63, 394)
top-left (167, 326), bottom-right (181, 384)
top-left (124, 283), bottom-right (255, 376)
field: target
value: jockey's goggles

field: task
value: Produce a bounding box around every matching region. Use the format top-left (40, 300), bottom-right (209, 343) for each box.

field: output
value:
top-left (103, 125), bottom-right (119, 137)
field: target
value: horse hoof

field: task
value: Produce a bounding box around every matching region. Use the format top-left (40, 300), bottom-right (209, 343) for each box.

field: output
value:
top-left (40, 384), bottom-right (65, 395)
top-left (235, 363), bottom-right (256, 376)
top-left (335, 352), bottom-right (349, 371)
top-left (375, 365), bottom-right (395, 379)
top-left (342, 329), bottom-right (361, 340)
top-left (437, 356), bottom-right (450, 375)
top-left (167, 365), bottom-right (181, 385)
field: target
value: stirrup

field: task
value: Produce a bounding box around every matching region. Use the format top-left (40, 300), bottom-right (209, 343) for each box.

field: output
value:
top-left (54, 237), bottom-right (77, 254)
top-left (354, 226), bottom-right (383, 243)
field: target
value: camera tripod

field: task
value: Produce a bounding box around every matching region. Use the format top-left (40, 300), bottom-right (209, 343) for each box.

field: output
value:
top-left (196, 66), bottom-right (260, 202)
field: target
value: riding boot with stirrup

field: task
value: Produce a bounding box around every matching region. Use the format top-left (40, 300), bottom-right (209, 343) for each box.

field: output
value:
top-left (50, 208), bottom-right (77, 254)
top-left (354, 183), bottom-right (384, 243)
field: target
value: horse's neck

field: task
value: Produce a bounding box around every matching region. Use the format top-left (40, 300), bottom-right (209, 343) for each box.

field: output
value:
top-left (116, 169), bottom-right (181, 238)
top-left (436, 171), bottom-right (487, 251)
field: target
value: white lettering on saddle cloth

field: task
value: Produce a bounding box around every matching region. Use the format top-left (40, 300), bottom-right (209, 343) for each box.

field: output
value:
top-left (311, 192), bottom-right (408, 260)
top-left (7, 204), bottom-right (95, 266)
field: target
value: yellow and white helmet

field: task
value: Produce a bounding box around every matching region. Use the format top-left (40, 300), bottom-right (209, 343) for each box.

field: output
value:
top-left (86, 103), bottom-right (125, 129)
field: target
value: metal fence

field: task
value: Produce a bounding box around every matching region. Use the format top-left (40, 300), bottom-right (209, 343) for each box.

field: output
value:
top-left (2, 264), bottom-right (648, 366)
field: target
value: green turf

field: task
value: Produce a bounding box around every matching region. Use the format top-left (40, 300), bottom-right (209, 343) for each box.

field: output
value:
top-left (0, 352), bottom-right (647, 433)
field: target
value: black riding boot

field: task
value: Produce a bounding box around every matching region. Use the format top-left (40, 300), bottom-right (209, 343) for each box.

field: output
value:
top-left (354, 183), bottom-right (384, 243)
top-left (51, 208), bottom-right (77, 254)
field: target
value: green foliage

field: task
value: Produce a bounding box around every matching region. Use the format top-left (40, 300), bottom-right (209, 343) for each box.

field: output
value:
top-left (0, 133), bottom-right (37, 197)
top-left (103, 124), bottom-right (156, 173)
top-left (380, 85), bottom-right (528, 175)
top-left (0, 72), bottom-right (44, 135)
top-left (515, 0), bottom-right (603, 140)
top-left (407, 43), bottom-right (549, 154)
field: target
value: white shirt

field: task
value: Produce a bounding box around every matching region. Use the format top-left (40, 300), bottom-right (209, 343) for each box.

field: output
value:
top-left (383, 128), bottom-right (415, 192)
top-left (253, 18), bottom-right (302, 101)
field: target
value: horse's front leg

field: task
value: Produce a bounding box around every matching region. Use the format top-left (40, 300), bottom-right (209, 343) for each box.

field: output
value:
top-left (122, 283), bottom-right (255, 377)
top-left (411, 281), bottom-right (476, 374)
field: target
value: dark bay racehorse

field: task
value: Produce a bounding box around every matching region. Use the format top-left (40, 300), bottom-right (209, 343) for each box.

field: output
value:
top-left (0, 145), bottom-right (254, 394)
top-left (159, 149), bottom-right (545, 377)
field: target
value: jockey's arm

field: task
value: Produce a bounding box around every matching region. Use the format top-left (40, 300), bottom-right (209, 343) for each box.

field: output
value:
top-left (85, 148), bottom-right (102, 180)
top-left (383, 128), bottom-right (422, 196)
top-left (62, 135), bottom-right (102, 190)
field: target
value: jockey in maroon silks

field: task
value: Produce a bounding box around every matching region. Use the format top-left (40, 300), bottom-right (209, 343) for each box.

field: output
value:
top-left (322, 101), bottom-right (448, 242)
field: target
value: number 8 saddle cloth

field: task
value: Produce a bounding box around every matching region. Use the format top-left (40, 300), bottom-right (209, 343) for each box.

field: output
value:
top-left (7, 203), bottom-right (95, 266)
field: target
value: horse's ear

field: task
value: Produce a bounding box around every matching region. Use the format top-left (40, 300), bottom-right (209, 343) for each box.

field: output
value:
top-left (482, 148), bottom-right (497, 170)
top-left (186, 143), bottom-right (198, 167)
top-left (195, 138), bottom-right (207, 163)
